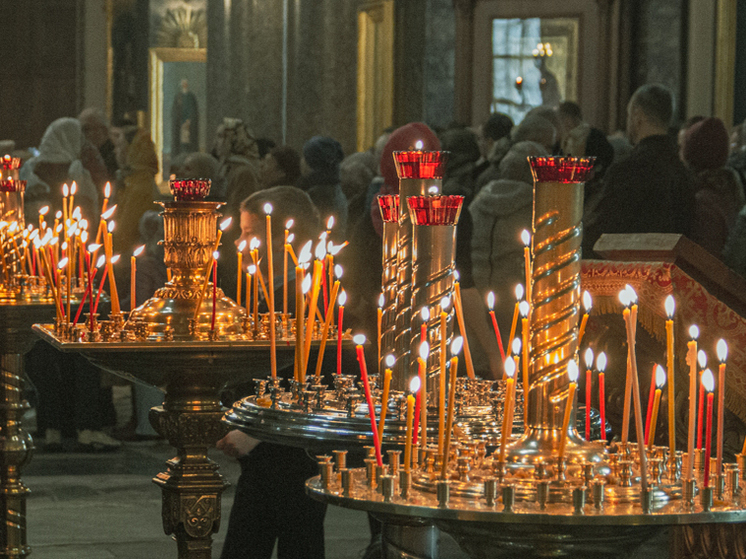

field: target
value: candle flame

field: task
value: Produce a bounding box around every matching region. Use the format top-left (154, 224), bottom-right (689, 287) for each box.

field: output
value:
top-left (625, 284), bottom-right (638, 304)
top-left (39, 206), bottom-right (49, 216)
top-left (62, 184), bottom-right (69, 197)
top-left (95, 255), bottom-right (106, 268)
top-left (584, 348), bottom-right (594, 368)
top-left (104, 182), bottom-right (111, 198)
top-left (717, 339), bottom-right (728, 363)
top-left (618, 289), bottom-right (631, 308)
top-left (378, 293), bottom-right (384, 308)
top-left (248, 264), bottom-right (257, 275)
top-left (665, 295), bottom-right (675, 319)
top-left (655, 364), bottom-right (666, 388)
top-left (334, 264), bottom-right (343, 278)
top-left (521, 229), bottom-right (530, 247)
top-left (286, 233), bottom-right (295, 244)
top-left (427, 185), bottom-right (439, 195)
top-left (338, 289), bottom-right (347, 306)
top-left (264, 203), bottom-right (273, 215)
top-left (420, 306), bottom-right (430, 321)
top-left (385, 354), bottom-right (395, 367)
top-left (451, 336), bottom-right (463, 356)
top-left (237, 240), bottom-right (247, 252)
top-left (88, 243), bottom-right (101, 252)
top-left (57, 257), bottom-right (69, 270)
top-left (111, 254), bottom-right (120, 264)
top-left (582, 290), bottom-right (592, 312)
top-left (326, 216), bottom-right (335, 230)
top-left (80, 231), bottom-right (88, 243)
top-left (441, 296), bottom-right (451, 311)
top-left (353, 334), bottom-right (366, 345)
top-left (515, 284), bottom-right (524, 301)
top-left (8, 221), bottom-right (18, 233)
top-left (302, 273), bottom-right (312, 294)
top-left (102, 205), bottom-right (117, 220)
top-left (61, 241), bottom-right (68, 251)
top-left (702, 368), bottom-right (715, 392)
top-left (250, 237), bottom-right (261, 251)
top-left (419, 341), bottom-right (429, 360)
top-left (70, 182), bottom-right (77, 195)
top-left (689, 325), bottom-right (699, 340)
top-left (511, 337), bottom-right (522, 356)
top-left (55, 210), bottom-right (63, 219)
top-left (107, 220), bottom-right (116, 233)
top-left (133, 245), bottom-right (145, 258)
top-left (314, 240), bottom-right (327, 260)
top-left (285, 219), bottom-right (294, 229)
top-left (697, 349), bottom-right (707, 369)
top-left (596, 352), bottom-right (607, 372)
top-left (567, 360), bottom-right (579, 382)
top-left (212, 250), bottom-right (220, 260)
top-left (504, 356), bottom-right (516, 378)
top-left (487, 291), bottom-right (495, 310)
top-left (329, 242), bottom-right (345, 256)
top-left (519, 300), bottom-right (529, 318)
top-left (220, 217), bottom-right (233, 231)
top-left (454, 270), bottom-right (460, 282)
top-left (410, 376), bottom-right (421, 393)
top-left (415, 140), bottom-right (424, 150)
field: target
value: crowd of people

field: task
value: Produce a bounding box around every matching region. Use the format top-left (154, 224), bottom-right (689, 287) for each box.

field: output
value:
top-left (5, 81), bottom-right (746, 557)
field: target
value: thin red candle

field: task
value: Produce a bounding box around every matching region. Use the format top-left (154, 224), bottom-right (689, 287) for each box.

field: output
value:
top-left (488, 311), bottom-right (506, 361)
top-left (211, 259), bottom-right (218, 331)
top-left (703, 372), bottom-right (715, 487)
top-left (585, 368), bottom-right (592, 440)
top-left (72, 258), bottom-right (95, 327)
top-left (93, 265), bottom-right (109, 315)
top-left (697, 377), bottom-right (705, 450)
top-left (599, 372), bottom-right (606, 441)
top-left (336, 292), bottom-right (346, 375)
top-left (644, 367), bottom-right (656, 444)
top-left (356, 337), bottom-right (383, 467)
top-left (413, 380), bottom-right (422, 446)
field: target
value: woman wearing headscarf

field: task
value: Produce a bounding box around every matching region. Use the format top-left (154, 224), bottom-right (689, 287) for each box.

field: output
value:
top-left (21, 117), bottom-right (102, 224)
top-left (213, 118), bottom-right (262, 209)
top-left (298, 136), bottom-right (348, 239)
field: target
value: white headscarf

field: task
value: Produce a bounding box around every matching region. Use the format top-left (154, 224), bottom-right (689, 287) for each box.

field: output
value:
top-left (22, 118), bottom-right (98, 207)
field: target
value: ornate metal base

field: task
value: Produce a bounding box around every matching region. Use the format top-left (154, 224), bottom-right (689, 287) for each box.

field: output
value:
top-left (506, 426), bottom-right (607, 466)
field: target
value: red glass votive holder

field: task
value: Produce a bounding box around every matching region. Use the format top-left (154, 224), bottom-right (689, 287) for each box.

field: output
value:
top-left (169, 179), bottom-right (211, 201)
top-left (393, 151), bottom-right (449, 180)
top-left (0, 179), bottom-right (26, 193)
top-left (407, 195), bottom-right (464, 226)
top-left (1, 155), bottom-right (21, 171)
top-left (529, 156), bottom-right (596, 183)
top-left (377, 195), bottom-right (400, 223)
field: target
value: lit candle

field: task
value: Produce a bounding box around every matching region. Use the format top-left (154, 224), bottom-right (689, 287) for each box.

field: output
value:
top-left (293, 256), bottom-right (305, 381)
top-left (508, 284), bottom-right (524, 352)
top-left (520, 300), bottom-right (529, 423)
top-left (93, 255), bottom-right (115, 316)
top-left (297, 273), bottom-right (311, 383)
top-left (664, 295), bottom-right (676, 456)
top-left (337, 289), bottom-right (346, 376)
top-left (702, 369), bottom-right (715, 488)
top-left (696, 350), bottom-right (707, 450)
top-left (578, 291), bottom-right (592, 346)
top-left (420, 306), bottom-right (430, 346)
top-left (102, 182), bottom-right (111, 214)
top-left (453, 281), bottom-right (476, 379)
top-left (302, 242), bottom-right (325, 378)
top-left (38, 206), bottom-right (49, 232)
top-left (584, 348), bottom-right (594, 440)
top-left (355, 334), bottom-right (383, 467)
top-left (105, 220), bottom-right (120, 314)
top-left (499, 357), bottom-right (516, 463)
top-left (313, 272), bottom-right (341, 379)
top-left (619, 287), bottom-right (635, 444)
top-left (558, 360), bottom-right (579, 461)
top-left (487, 292), bottom-right (506, 361)
top-left (211, 251), bottom-right (219, 332)
top-left (283, 219), bottom-right (293, 317)
top-left (644, 365), bottom-right (657, 444)
top-left (69, 182), bottom-right (77, 220)
top-left (597, 352), bottom-right (607, 441)
top-left (236, 240), bottom-right (246, 307)
top-left (378, 355), bottom-right (394, 440)
top-left (439, 296), bottom-right (450, 453)
top-left (686, 325), bottom-right (699, 480)
top-left (405, 386), bottom-right (416, 473)
top-left (62, 184), bottom-right (69, 225)
top-left (377, 293), bottom-right (384, 372)
top-left (417, 341), bottom-right (429, 450)
top-left (520, 229), bottom-right (532, 301)
top-left (647, 365), bottom-right (666, 450)
top-left (131, 245), bottom-right (144, 312)
top-left (441, 337), bottom-right (462, 479)
top-left (264, 204), bottom-right (276, 379)
top-left (716, 339), bottom-right (728, 476)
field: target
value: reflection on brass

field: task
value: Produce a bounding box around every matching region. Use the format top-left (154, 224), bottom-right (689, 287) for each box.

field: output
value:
top-left (380, 219), bottom-right (397, 374)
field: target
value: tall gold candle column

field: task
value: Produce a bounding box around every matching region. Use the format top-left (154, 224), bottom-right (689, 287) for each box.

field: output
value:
top-left (377, 195), bottom-right (400, 376)
top-left (506, 157), bottom-right (600, 464)
top-left (406, 195), bottom-right (462, 402)
top-left (391, 151), bottom-right (448, 391)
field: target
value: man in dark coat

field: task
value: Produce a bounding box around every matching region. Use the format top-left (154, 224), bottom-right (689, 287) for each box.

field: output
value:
top-left (171, 79), bottom-right (199, 156)
top-left (583, 84), bottom-right (695, 257)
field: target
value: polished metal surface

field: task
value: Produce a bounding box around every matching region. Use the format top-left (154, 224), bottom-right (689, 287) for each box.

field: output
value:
top-left (381, 219), bottom-right (398, 375)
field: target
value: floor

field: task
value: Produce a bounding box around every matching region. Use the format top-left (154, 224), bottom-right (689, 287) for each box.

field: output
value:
top-left (21, 386), bottom-right (672, 559)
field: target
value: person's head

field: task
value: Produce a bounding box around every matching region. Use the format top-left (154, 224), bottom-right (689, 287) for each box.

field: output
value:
top-left (499, 141), bottom-right (549, 184)
top-left (212, 118), bottom-right (259, 162)
top-left (38, 117), bottom-right (86, 163)
top-left (677, 116), bottom-right (706, 159)
top-left (511, 115), bottom-right (556, 153)
top-left (483, 113), bottom-right (514, 144)
top-left (256, 138), bottom-right (277, 159)
top-left (626, 84), bottom-right (674, 145)
top-left (138, 210), bottom-right (164, 257)
top-left (78, 107), bottom-right (110, 149)
top-left (440, 127), bottom-right (481, 169)
top-left (681, 117), bottom-right (730, 172)
top-left (260, 145), bottom-right (301, 188)
top-left (340, 152), bottom-right (376, 200)
top-left (301, 136), bottom-right (344, 179)
top-left (236, 186), bottom-right (320, 276)
top-left (379, 122), bottom-right (440, 187)
top-left (556, 101), bottom-right (583, 140)
top-left (183, 152), bottom-right (219, 180)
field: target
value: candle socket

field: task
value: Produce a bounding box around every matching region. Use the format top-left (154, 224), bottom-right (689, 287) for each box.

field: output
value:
top-left (683, 479), bottom-right (696, 506)
top-left (640, 487), bottom-right (654, 514)
top-left (737, 454), bottom-right (746, 481)
top-left (208, 328), bottom-right (219, 341)
top-left (582, 462), bottom-right (594, 485)
top-left (650, 458), bottom-right (663, 485)
top-left (555, 458), bottom-right (567, 483)
top-left (668, 451), bottom-right (682, 482)
top-left (333, 450), bottom-right (347, 472)
top-left (534, 461), bottom-right (548, 480)
top-left (502, 485), bottom-right (515, 513)
top-left (537, 480), bottom-right (549, 510)
top-left (717, 474), bottom-right (726, 500)
top-left (399, 470), bottom-right (412, 499)
top-left (341, 468), bottom-right (353, 497)
top-left (381, 475), bottom-right (395, 502)
top-left (319, 460), bottom-right (334, 490)
top-left (592, 479), bottom-right (605, 510)
top-left (694, 449), bottom-right (704, 472)
top-left (619, 461), bottom-right (633, 487)
top-left (388, 450), bottom-right (401, 476)
top-left (484, 478), bottom-right (498, 507)
top-left (494, 460), bottom-right (506, 483)
top-left (701, 486), bottom-right (713, 511)
top-left (365, 459), bottom-right (376, 489)
top-left (572, 486), bottom-right (586, 515)
top-left (436, 479), bottom-right (450, 508)
top-left (725, 464), bottom-right (740, 499)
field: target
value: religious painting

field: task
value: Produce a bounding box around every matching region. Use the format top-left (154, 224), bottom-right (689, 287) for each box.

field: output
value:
top-left (149, 47), bottom-right (207, 184)
top-left (149, 0), bottom-right (207, 48)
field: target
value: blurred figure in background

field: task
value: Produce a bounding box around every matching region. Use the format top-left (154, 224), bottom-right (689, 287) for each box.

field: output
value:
top-left (299, 136), bottom-right (348, 240)
top-left (79, 107), bottom-right (119, 182)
